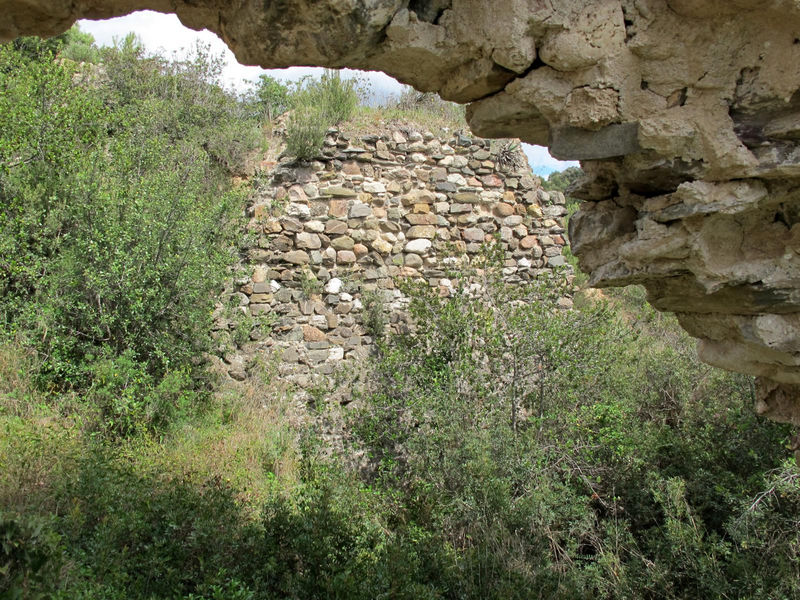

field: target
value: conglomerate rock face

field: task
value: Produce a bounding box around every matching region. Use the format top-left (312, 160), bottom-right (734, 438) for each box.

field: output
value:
top-left (4, 0), bottom-right (800, 423)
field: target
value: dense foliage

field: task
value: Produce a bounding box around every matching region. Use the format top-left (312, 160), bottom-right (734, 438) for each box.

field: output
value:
top-left (350, 260), bottom-right (799, 598)
top-left (1, 29), bottom-right (798, 600)
top-left (543, 166), bottom-right (583, 194)
top-left (284, 70), bottom-right (359, 159)
top-left (253, 74), bottom-right (291, 122)
top-left (0, 32), bottom-right (258, 432)
top-left (4, 257), bottom-right (798, 598)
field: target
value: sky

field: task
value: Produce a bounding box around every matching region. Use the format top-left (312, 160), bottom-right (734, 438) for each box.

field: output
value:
top-left (77, 11), bottom-right (578, 177)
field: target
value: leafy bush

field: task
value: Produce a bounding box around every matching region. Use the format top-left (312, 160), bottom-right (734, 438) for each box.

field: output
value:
top-left (360, 290), bottom-right (386, 340)
top-left (349, 249), bottom-right (797, 599)
top-left (543, 166), bottom-right (583, 194)
top-left (9, 24), bottom-right (95, 64)
top-left (59, 26), bottom-right (99, 63)
top-left (312, 69), bottom-right (359, 125)
top-left (0, 513), bottom-right (62, 598)
top-left (0, 34), bottom-right (257, 426)
top-left (53, 450), bottom-right (259, 598)
top-left (298, 267), bottom-right (323, 299)
top-left (285, 70), bottom-right (358, 159)
top-left (254, 74), bottom-right (290, 121)
top-left (87, 351), bottom-right (197, 437)
top-left (285, 105), bottom-right (328, 159)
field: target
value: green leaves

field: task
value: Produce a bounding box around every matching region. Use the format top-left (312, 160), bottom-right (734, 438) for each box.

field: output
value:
top-left (285, 70), bottom-right (359, 159)
top-left (254, 74), bottom-right (290, 121)
top-left (0, 34), bottom-right (257, 430)
top-left (0, 513), bottom-right (62, 599)
top-left (350, 250), bottom-right (796, 599)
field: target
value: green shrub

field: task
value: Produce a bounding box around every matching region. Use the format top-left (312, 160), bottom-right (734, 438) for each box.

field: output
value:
top-left (253, 473), bottom-right (457, 600)
top-left (543, 166), bottom-right (583, 193)
top-left (0, 513), bottom-right (62, 598)
top-left (56, 453), bottom-right (260, 599)
top-left (360, 290), bottom-right (386, 340)
top-left (298, 267), bottom-right (323, 298)
top-left (349, 249), bottom-right (796, 599)
top-left (10, 24), bottom-right (95, 64)
top-left (312, 69), bottom-right (358, 125)
top-left (254, 74), bottom-right (290, 121)
top-left (87, 351), bottom-right (197, 437)
top-left (59, 26), bottom-right (99, 64)
top-left (0, 34), bottom-right (256, 427)
top-left (285, 105), bottom-right (328, 159)
top-left (285, 70), bottom-right (358, 159)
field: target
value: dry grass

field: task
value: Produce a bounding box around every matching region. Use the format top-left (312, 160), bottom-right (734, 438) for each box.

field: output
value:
top-left (0, 342), bottom-right (38, 417)
top-left (0, 343), bottom-right (87, 513)
top-left (136, 356), bottom-right (304, 513)
top-left (261, 90), bottom-right (467, 158)
top-left (0, 345), bottom-right (305, 521)
top-left (0, 411), bottom-right (84, 514)
top-left (345, 103), bottom-right (467, 139)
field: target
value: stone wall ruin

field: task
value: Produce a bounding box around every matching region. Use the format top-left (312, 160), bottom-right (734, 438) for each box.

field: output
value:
top-left (5, 0), bottom-right (800, 423)
top-left (217, 126), bottom-right (570, 387)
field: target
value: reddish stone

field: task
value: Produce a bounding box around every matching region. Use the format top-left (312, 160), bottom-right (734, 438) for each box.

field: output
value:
top-left (342, 161), bottom-right (361, 175)
top-left (325, 220), bottom-right (348, 235)
top-left (329, 199), bottom-right (348, 218)
top-left (463, 227), bottom-right (485, 242)
top-left (407, 225), bottom-right (436, 239)
top-left (303, 325), bottom-right (327, 342)
top-left (405, 213), bottom-right (438, 225)
top-left (288, 185), bottom-right (307, 202)
top-left (481, 174), bottom-right (503, 188)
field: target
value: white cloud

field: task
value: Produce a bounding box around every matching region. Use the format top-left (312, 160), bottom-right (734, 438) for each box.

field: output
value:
top-left (78, 11), bottom-right (578, 175)
top-left (78, 11), bottom-right (404, 97)
top-left (522, 144), bottom-right (580, 177)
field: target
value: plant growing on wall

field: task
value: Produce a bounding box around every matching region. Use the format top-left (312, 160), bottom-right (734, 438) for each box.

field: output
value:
top-left (298, 268), bottom-right (323, 299)
top-left (360, 290), bottom-right (386, 341)
top-left (285, 70), bottom-right (359, 159)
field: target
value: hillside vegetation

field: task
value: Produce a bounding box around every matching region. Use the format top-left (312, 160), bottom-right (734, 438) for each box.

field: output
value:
top-left (1, 29), bottom-right (799, 600)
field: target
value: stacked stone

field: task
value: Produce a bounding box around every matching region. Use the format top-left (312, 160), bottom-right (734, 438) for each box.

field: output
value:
top-left (235, 126), bottom-right (569, 383)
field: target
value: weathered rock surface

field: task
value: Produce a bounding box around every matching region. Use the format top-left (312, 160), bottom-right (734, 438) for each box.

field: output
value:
top-left (6, 0), bottom-right (800, 422)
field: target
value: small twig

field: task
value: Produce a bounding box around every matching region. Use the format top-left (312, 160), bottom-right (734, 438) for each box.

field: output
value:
top-left (744, 471), bottom-right (800, 515)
